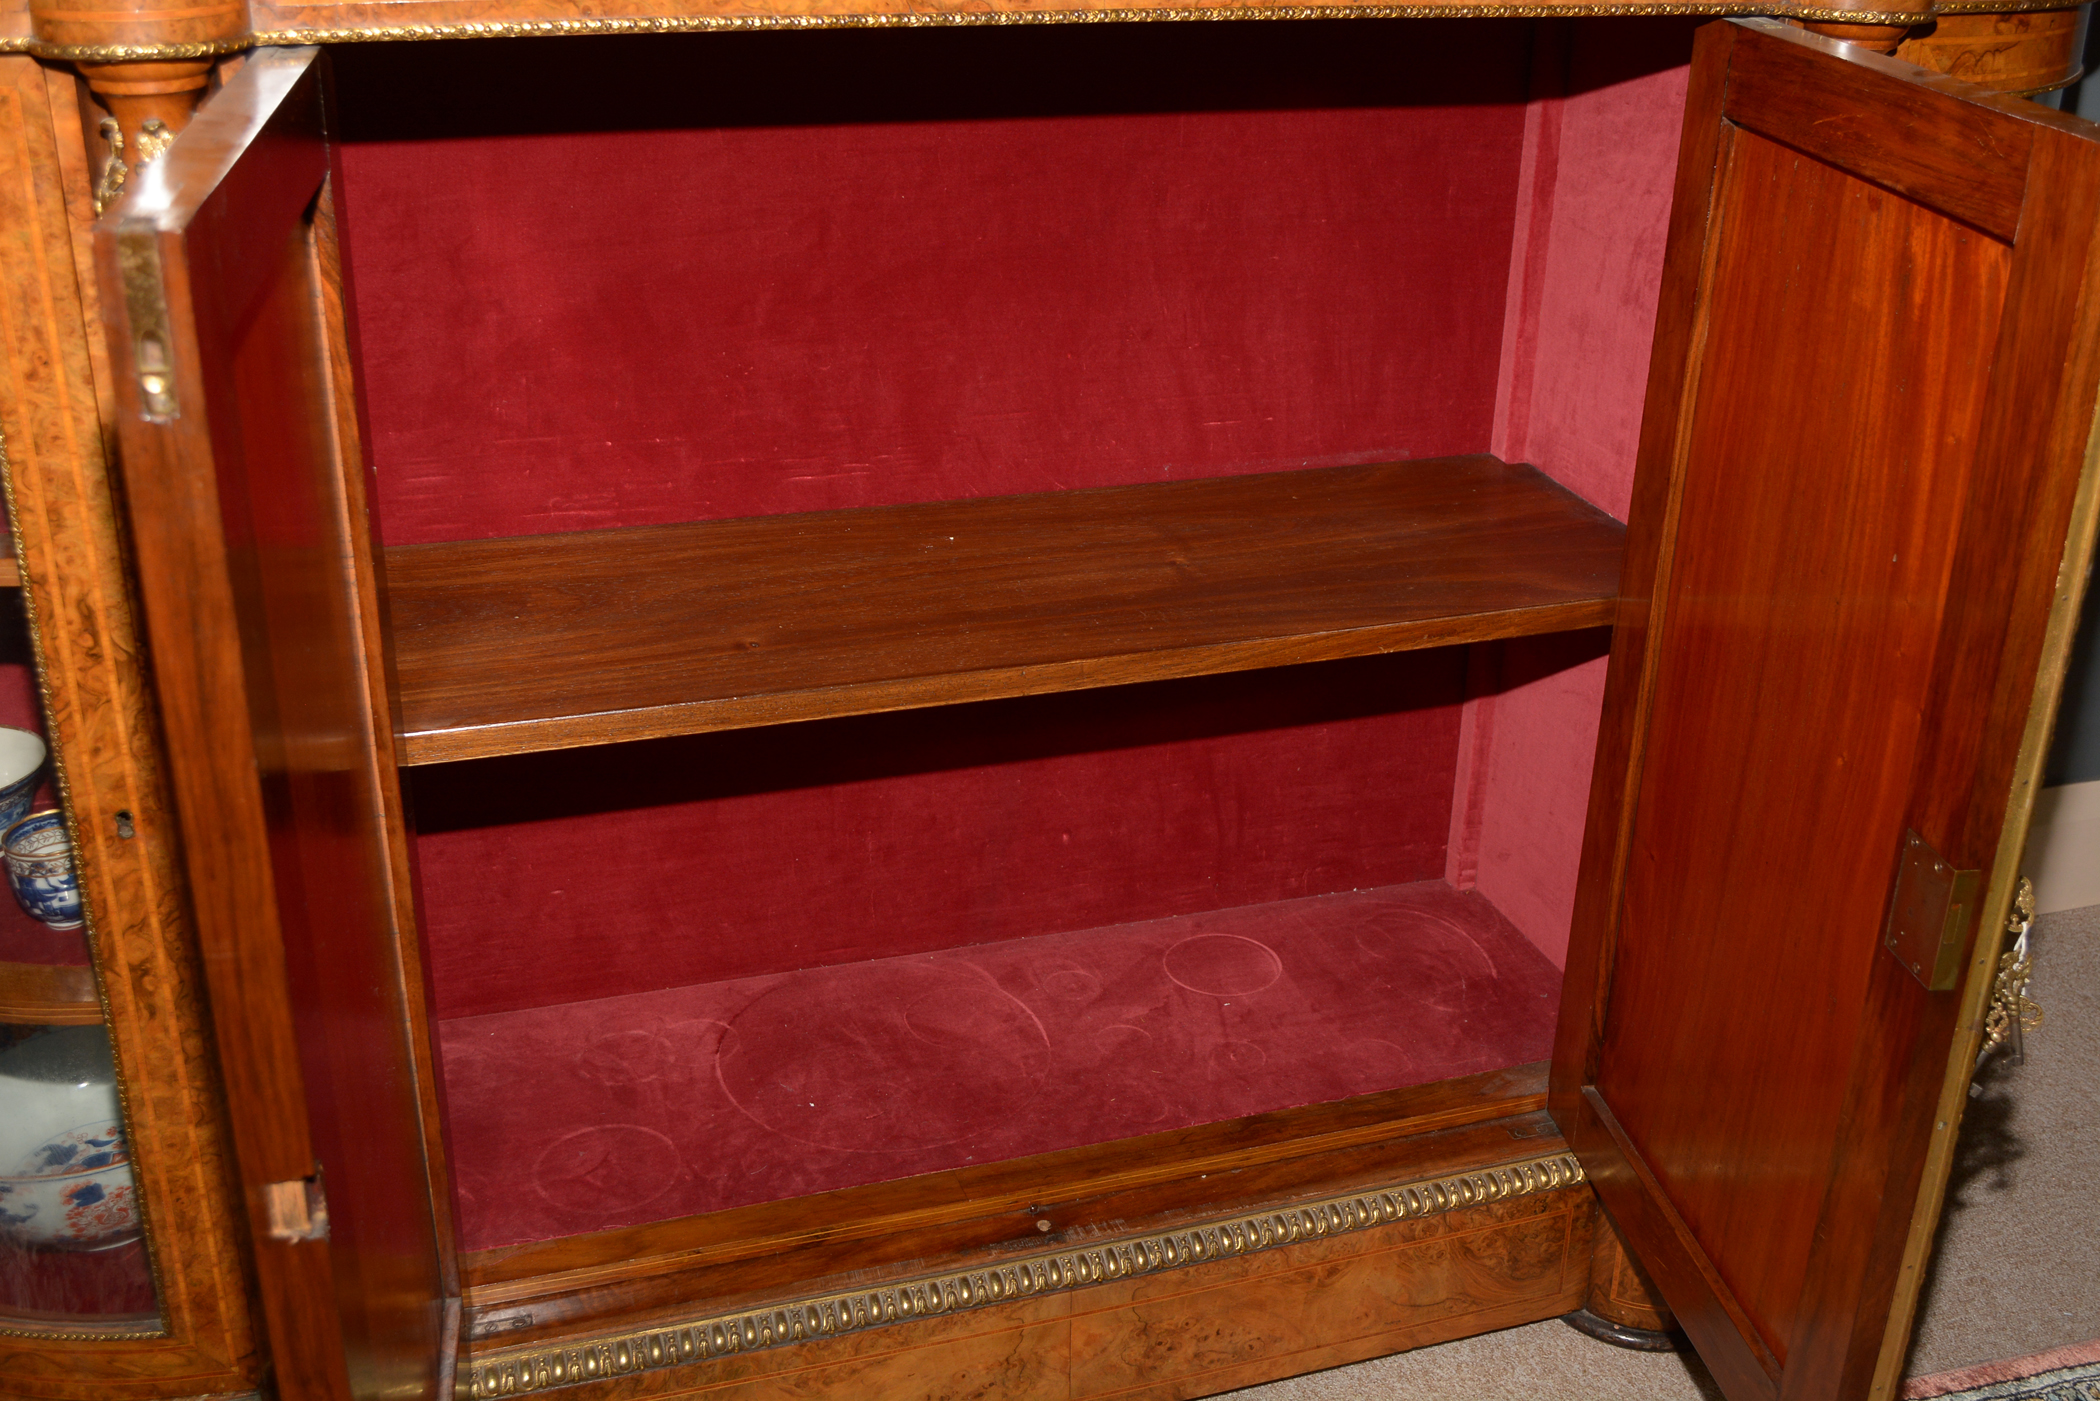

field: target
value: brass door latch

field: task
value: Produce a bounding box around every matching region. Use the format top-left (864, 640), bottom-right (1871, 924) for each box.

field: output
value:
top-left (260, 1175), bottom-right (329, 1243)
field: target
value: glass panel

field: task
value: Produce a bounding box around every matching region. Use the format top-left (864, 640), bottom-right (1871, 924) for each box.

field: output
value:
top-left (0, 585), bottom-right (159, 1332)
top-left (0, 1023), bottom-right (156, 1329)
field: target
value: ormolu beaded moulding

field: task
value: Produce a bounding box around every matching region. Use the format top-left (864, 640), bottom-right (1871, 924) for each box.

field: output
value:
top-left (4, 0), bottom-right (2091, 55)
top-left (462, 1151), bottom-right (1587, 1398)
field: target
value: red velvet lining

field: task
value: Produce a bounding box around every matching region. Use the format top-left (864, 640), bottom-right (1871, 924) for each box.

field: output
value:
top-left (0, 631), bottom-right (66, 965)
top-left (0, 1237), bottom-right (156, 1323)
top-left (336, 28), bottom-right (1535, 1021)
top-left (1462, 19), bottom-right (1695, 965)
top-left (411, 653), bottom-right (1465, 1020)
top-left (0, 902), bottom-right (82, 968)
top-left (332, 25), bottom-right (1534, 542)
top-left (439, 879), bottom-right (1558, 1250)
top-left (329, 29), bottom-right (1583, 1241)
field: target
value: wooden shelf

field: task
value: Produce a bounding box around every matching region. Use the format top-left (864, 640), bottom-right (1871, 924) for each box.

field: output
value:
top-left (0, 961), bottom-right (101, 1025)
top-left (385, 455), bottom-right (1625, 765)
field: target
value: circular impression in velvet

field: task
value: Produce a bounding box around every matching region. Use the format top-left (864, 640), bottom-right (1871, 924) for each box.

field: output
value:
top-left (571, 1028), bottom-right (677, 1086)
top-left (1161, 933), bottom-right (1282, 997)
top-left (714, 961), bottom-right (1052, 1153)
top-left (533, 1125), bottom-right (685, 1215)
top-left (1350, 909), bottom-right (1498, 1012)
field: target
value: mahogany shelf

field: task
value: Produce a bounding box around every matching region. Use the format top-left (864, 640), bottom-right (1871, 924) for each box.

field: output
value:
top-left (0, 962), bottom-right (98, 1024)
top-left (0, 906), bottom-right (97, 1025)
top-left (384, 455), bottom-right (1625, 765)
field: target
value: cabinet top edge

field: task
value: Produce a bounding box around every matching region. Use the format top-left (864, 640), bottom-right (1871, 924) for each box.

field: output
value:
top-left (1, 0), bottom-right (2084, 59)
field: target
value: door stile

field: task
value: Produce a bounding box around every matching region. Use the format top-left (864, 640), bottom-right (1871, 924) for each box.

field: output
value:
top-left (1780, 102), bottom-right (2100, 1401)
top-left (96, 53), bottom-right (359, 1401)
top-left (1848, 123), bottom-right (2100, 1401)
top-left (97, 46), bottom-right (451, 1401)
top-left (312, 160), bottom-right (463, 1318)
top-left (1574, 1089), bottom-right (1780, 1400)
top-left (1551, 34), bottom-right (1784, 1386)
top-left (1549, 18), bottom-right (1736, 1125)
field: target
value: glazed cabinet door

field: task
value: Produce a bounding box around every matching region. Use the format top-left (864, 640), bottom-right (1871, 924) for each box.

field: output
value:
top-left (1553, 19), bottom-right (2100, 1401)
top-left (94, 47), bottom-right (451, 1401)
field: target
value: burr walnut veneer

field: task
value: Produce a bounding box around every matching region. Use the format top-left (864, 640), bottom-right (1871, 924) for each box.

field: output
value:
top-left (0, 9), bottom-right (2096, 1401)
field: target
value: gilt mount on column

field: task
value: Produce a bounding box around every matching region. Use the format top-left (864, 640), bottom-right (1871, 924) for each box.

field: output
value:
top-left (29, 0), bottom-right (249, 209)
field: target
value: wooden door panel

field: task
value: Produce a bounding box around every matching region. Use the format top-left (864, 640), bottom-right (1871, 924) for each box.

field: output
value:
top-left (1554, 20), bottom-right (2100, 1401)
top-left (1600, 124), bottom-right (2009, 1363)
top-left (95, 49), bottom-right (451, 1401)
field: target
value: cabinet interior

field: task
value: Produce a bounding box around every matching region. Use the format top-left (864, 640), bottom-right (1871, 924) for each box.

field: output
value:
top-left (323, 19), bottom-right (1695, 1263)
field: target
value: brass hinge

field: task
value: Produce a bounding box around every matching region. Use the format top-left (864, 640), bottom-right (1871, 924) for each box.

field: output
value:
top-left (260, 1175), bottom-right (329, 1243)
top-left (1882, 829), bottom-right (1980, 992)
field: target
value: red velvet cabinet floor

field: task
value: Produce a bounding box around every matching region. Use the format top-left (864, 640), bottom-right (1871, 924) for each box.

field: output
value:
top-left (0, 9), bottom-right (2093, 1401)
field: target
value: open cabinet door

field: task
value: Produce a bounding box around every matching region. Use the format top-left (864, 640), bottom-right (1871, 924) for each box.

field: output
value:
top-left (1552, 18), bottom-right (2100, 1401)
top-left (95, 48), bottom-right (452, 1401)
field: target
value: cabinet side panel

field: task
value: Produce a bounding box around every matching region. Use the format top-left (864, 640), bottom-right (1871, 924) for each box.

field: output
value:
top-left (1594, 129), bottom-right (2010, 1364)
top-left (0, 52), bottom-right (259, 1398)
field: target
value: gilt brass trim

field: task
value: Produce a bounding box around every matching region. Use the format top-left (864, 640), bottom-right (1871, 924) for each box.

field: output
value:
top-left (256, 5), bottom-right (1751, 46)
top-left (462, 1150), bottom-right (1586, 1398)
top-left (2, 1), bottom-right (2078, 58)
top-left (6, 37), bottom-right (249, 58)
top-left (258, 5), bottom-right (1992, 46)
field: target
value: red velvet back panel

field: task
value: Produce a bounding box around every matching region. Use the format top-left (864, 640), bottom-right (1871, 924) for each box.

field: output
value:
top-left (332, 24), bottom-right (1533, 536)
top-left (332, 27), bottom-right (1534, 1022)
top-left (412, 654), bottom-right (1465, 1019)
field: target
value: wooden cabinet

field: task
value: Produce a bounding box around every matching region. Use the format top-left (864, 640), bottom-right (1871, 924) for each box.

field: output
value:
top-left (0, 8), bottom-right (2094, 1401)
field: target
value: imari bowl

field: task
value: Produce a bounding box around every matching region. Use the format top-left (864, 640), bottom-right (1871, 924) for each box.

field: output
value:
top-left (0, 1122), bottom-right (138, 1249)
top-left (3, 809), bottom-right (81, 930)
top-left (0, 1028), bottom-right (138, 1249)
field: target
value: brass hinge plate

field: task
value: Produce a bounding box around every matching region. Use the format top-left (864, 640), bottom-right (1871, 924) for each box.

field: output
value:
top-left (1882, 829), bottom-right (1980, 992)
top-left (260, 1175), bottom-right (329, 1243)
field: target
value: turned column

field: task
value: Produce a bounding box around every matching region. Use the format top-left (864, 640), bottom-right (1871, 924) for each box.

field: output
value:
top-left (29, 0), bottom-right (249, 211)
top-left (1800, 0), bottom-right (2092, 96)
top-left (1897, 7), bottom-right (2092, 95)
top-left (1567, 1208), bottom-right (1679, 1350)
top-left (1799, 0), bottom-right (1933, 57)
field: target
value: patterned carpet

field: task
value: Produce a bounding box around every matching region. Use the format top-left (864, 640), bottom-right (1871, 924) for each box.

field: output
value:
top-left (1923, 1359), bottom-right (2100, 1401)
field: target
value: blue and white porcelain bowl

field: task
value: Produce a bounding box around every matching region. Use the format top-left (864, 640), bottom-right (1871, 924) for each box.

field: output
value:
top-left (0, 727), bottom-right (46, 831)
top-left (4, 810), bottom-right (81, 930)
top-left (0, 1028), bottom-right (137, 1250)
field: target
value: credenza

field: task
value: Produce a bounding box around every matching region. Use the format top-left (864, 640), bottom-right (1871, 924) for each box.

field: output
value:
top-left (0, 4), bottom-right (2094, 1400)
